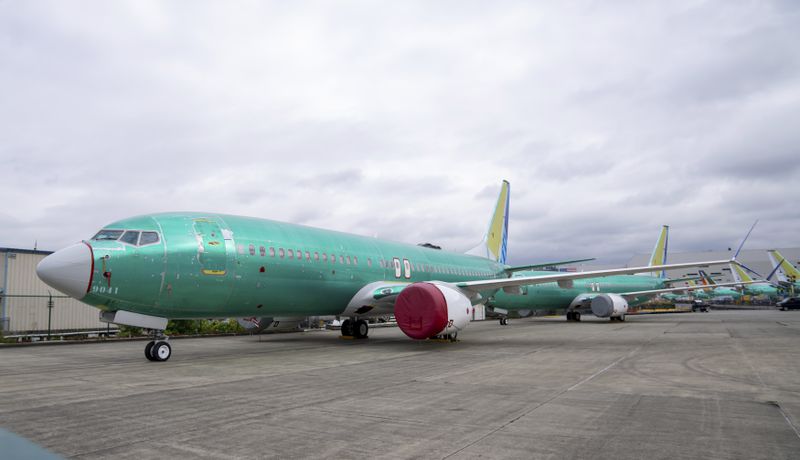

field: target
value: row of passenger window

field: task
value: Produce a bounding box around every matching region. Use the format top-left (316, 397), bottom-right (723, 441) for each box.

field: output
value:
top-left (238, 242), bottom-right (494, 278)
top-left (239, 243), bottom-right (366, 266)
top-left (91, 229), bottom-right (160, 246)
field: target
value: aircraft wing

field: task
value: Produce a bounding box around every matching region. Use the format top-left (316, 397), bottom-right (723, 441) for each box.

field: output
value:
top-left (340, 281), bottom-right (409, 317)
top-left (504, 258), bottom-right (596, 274)
top-left (457, 259), bottom-right (734, 292)
top-left (618, 281), bottom-right (758, 300)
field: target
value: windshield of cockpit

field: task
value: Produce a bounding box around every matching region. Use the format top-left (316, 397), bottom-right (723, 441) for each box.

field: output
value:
top-left (91, 229), bottom-right (160, 246)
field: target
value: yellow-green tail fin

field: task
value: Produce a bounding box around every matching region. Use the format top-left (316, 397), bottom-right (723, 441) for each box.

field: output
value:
top-left (768, 250), bottom-right (800, 282)
top-left (467, 180), bottom-right (510, 264)
top-left (648, 225), bottom-right (669, 278)
top-left (730, 263), bottom-right (753, 283)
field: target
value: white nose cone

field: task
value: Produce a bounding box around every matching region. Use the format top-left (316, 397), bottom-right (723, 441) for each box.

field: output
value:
top-left (36, 243), bottom-right (93, 300)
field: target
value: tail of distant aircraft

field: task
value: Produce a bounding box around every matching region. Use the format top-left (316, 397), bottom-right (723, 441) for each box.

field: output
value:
top-left (647, 225), bottom-right (669, 278)
top-left (767, 249), bottom-right (800, 283)
top-left (698, 270), bottom-right (717, 286)
top-left (730, 263), bottom-right (754, 284)
top-left (467, 180), bottom-right (510, 264)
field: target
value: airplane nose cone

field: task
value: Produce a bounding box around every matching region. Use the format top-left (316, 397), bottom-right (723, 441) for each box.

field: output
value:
top-left (36, 243), bottom-right (93, 300)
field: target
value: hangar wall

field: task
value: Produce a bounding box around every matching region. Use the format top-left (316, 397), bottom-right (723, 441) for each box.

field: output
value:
top-left (1, 248), bottom-right (107, 333)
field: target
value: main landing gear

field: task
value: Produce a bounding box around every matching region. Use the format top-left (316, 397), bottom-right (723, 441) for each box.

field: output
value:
top-left (340, 318), bottom-right (369, 339)
top-left (145, 331), bottom-right (171, 362)
top-left (498, 317), bottom-right (509, 326)
top-left (432, 331), bottom-right (459, 342)
top-left (610, 315), bottom-right (626, 322)
top-left (566, 311), bottom-right (581, 322)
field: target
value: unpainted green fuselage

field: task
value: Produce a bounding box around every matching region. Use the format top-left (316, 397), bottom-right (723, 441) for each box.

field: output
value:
top-left (742, 283), bottom-right (779, 299)
top-left (83, 213), bottom-right (506, 318)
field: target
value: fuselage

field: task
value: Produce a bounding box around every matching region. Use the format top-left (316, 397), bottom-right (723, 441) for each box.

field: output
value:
top-left (742, 283), bottom-right (779, 298)
top-left (74, 213), bottom-right (507, 318)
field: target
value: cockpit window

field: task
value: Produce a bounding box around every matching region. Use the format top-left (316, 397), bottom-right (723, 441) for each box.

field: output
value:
top-left (120, 231), bottom-right (140, 245)
top-left (139, 232), bottom-right (160, 246)
top-left (92, 229), bottom-right (124, 241)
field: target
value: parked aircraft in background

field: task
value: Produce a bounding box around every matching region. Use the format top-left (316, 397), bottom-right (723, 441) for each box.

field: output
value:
top-left (36, 181), bottom-right (734, 361)
top-left (767, 250), bottom-right (800, 295)
top-left (729, 263), bottom-right (780, 300)
top-left (486, 226), bottom-right (743, 322)
top-left (697, 270), bottom-right (742, 301)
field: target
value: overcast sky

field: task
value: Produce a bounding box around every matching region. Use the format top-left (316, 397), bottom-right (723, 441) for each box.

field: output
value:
top-left (1, 1), bottom-right (798, 265)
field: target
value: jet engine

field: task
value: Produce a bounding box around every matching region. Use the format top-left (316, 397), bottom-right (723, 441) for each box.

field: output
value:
top-left (394, 282), bottom-right (472, 339)
top-left (236, 317), bottom-right (303, 333)
top-left (590, 293), bottom-right (629, 318)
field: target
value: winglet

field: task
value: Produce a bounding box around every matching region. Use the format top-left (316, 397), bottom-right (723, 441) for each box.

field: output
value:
top-left (647, 225), bottom-right (669, 278)
top-left (467, 180), bottom-right (510, 264)
top-left (733, 220), bottom-right (758, 260)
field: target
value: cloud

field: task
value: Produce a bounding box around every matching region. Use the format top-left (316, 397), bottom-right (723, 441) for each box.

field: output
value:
top-left (0, 1), bottom-right (798, 267)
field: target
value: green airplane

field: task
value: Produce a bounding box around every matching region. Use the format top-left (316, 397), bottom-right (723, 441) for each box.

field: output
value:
top-left (486, 225), bottom-right (738, 322)
top-left (767, 249), bottom-right (800, 296)
top-left (36, 181), bottom-right (733, 361)
top-left (697, 270), bottom-right (742, 301)
top-left (729, 263), bottom-right (780, 299)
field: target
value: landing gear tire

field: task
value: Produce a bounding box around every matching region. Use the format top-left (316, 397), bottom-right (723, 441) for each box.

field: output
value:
top-left (145, 341), bottom-right (156, 361)
top-left (574, 312), bottom-right (581, 322)
top-left (499, 317), bottom-right (509, 326)
top-left (341, 319), bottom-right (354, 337)
top-left (618, 315), bottom-right (625, 322)
top-left (151, 341), bottom-right (171, 361)
top-left (354, 319), bottom-right (369, 339)
top-left (447, 332), bottom-right (458, 342)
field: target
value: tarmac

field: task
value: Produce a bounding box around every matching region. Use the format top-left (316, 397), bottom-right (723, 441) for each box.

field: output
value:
top-left (1, 310), bottom-right (799, 459)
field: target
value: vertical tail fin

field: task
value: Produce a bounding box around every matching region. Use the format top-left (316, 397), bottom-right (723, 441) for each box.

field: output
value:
top-left (768, 250), bottom-right (800, 283)
top-left (730, 263), bottom-right (754, 283)
top-left (698, 270), bottom-right (717, 286)
top-left (467, 180), bottom-right (510, 264)
top-left (647, 225), bottom-right (669, 278)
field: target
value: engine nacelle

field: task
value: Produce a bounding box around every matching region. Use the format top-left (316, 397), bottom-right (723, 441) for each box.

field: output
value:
top-left (237, 317), bottom-right (303, 333)
top-left (394, 282), bottom-right (472, 339)
top-left (590, 293), bottom-right (629, 318)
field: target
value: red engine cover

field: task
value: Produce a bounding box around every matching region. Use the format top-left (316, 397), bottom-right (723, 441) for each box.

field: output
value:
top-left (394, 283), bottom-right (448, 339)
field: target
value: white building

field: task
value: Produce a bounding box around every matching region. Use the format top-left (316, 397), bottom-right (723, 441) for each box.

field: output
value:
top-left (1, 248), bottom-right (108, 334)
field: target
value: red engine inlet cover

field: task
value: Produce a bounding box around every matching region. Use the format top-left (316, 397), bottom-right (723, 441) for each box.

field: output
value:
top-left (394, 283), bottom-right (448, 339)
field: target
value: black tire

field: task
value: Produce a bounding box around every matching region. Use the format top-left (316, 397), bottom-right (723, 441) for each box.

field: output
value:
top-left (448, 332), bottom-right (458, 342)
top-left (566, 312), bottom-right (573, 321)
top-left (341, 319), bottom-right (354, 337)
top-left (152, 341), bottom-right (171, 362)
top-left (145, 341), bottom-right (156, 361)
top-left (575, 312), bottom-right (581, 322)
top-left (354, 320), bottom-right (369, 339)
top-left (618, 315), bottom-right (625, 322)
